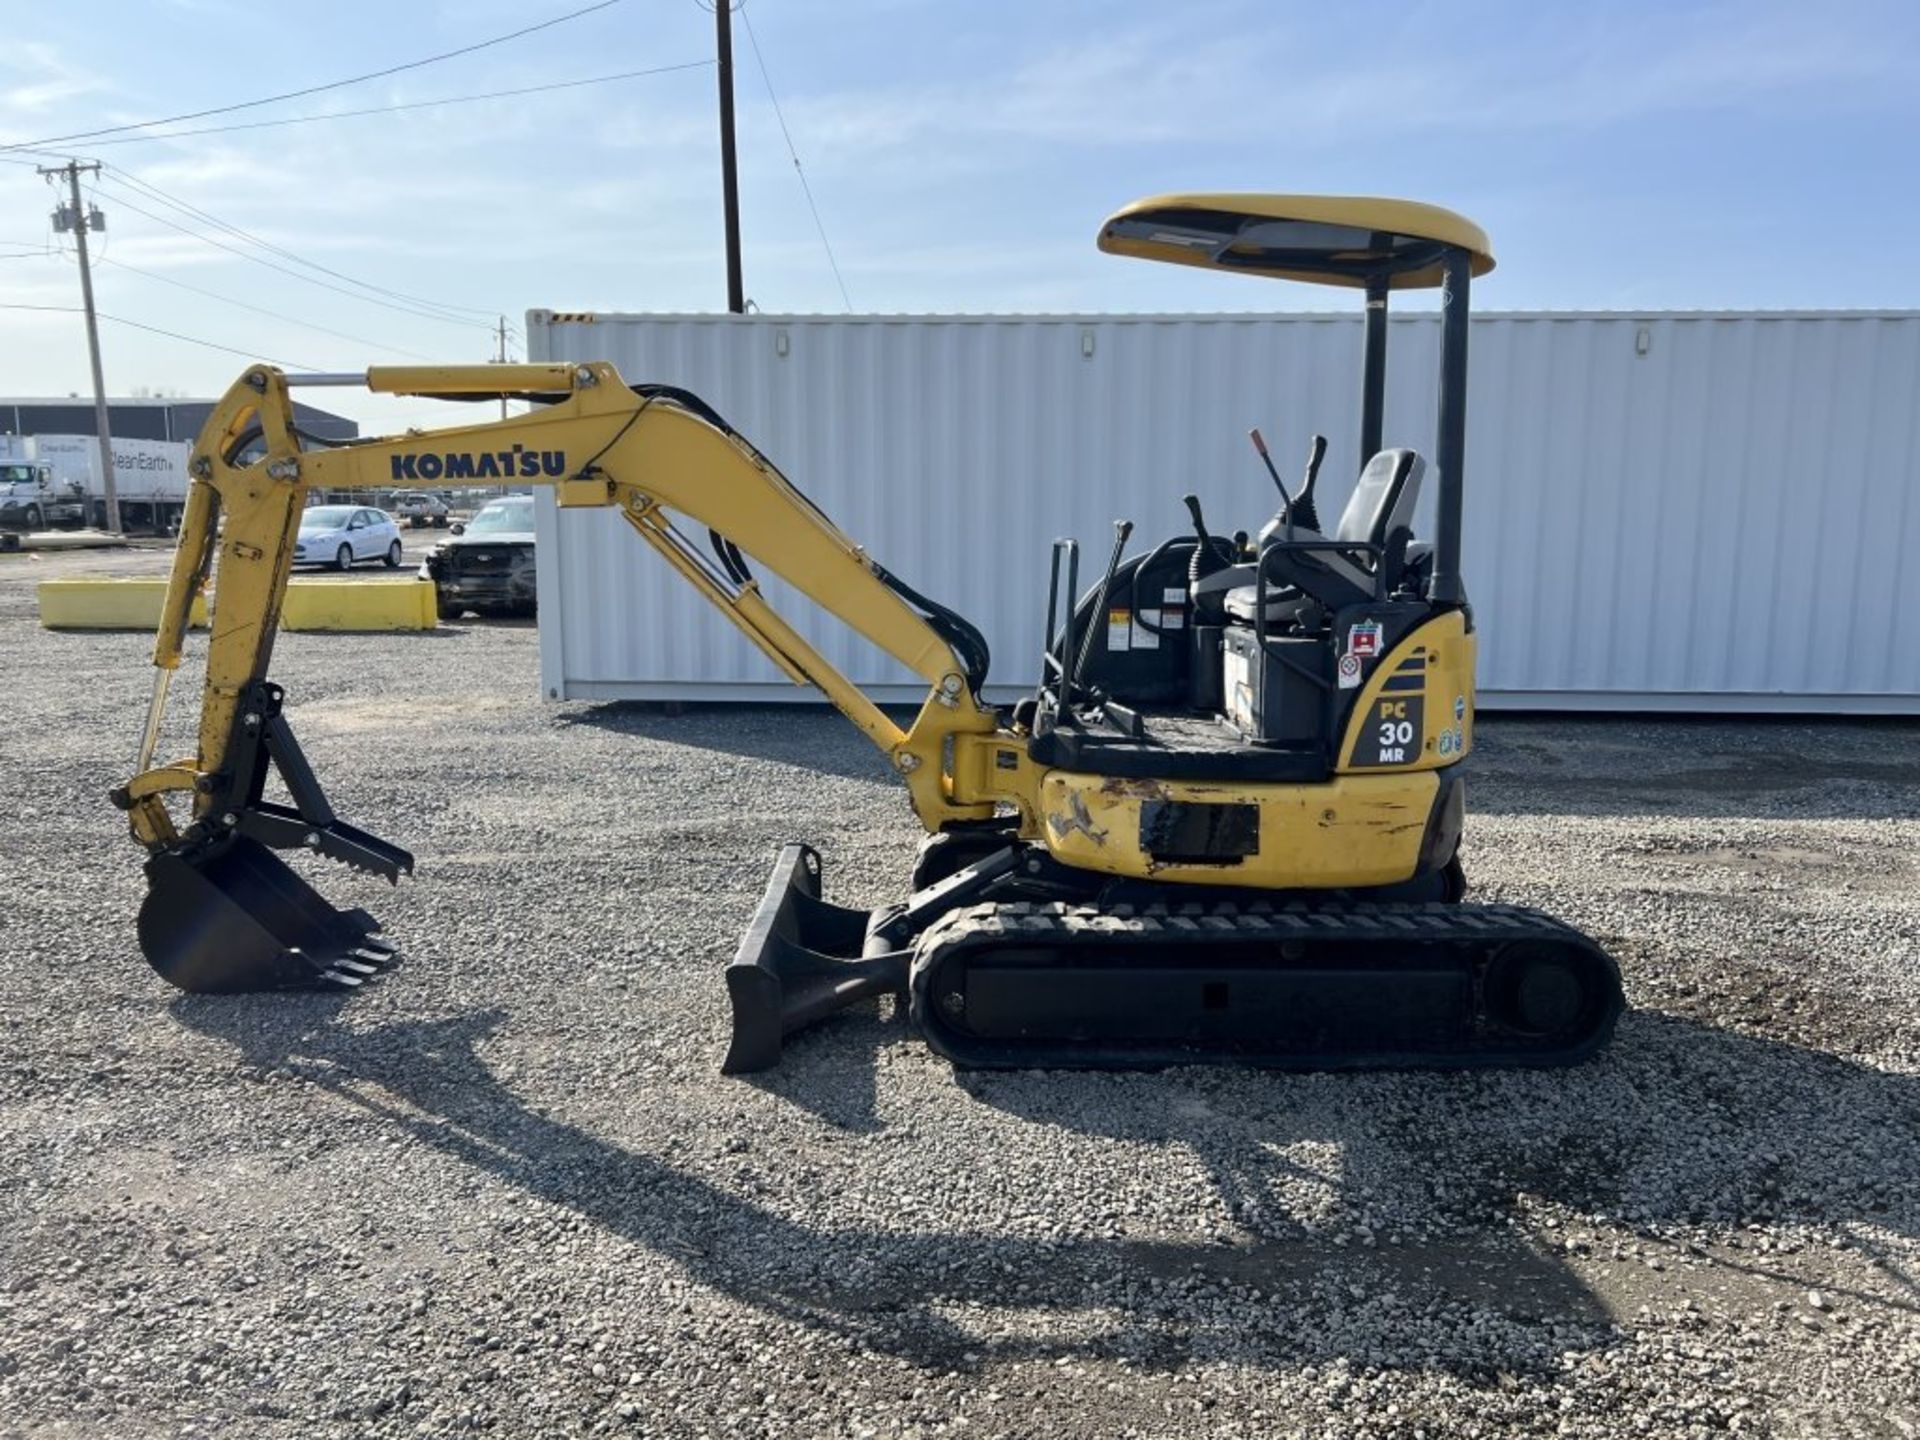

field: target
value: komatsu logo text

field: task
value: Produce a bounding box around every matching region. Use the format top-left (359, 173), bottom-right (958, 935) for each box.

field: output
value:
top-left (390, 446), bottom-right (567, 482)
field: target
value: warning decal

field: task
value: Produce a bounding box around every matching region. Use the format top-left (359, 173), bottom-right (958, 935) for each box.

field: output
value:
top-left (1107, 608), bottom-right (1132, 652)
top-left (1337, 653), bottom-right (1363, 689)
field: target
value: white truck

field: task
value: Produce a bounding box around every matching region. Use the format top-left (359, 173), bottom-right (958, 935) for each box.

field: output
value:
top-left (9, 434), bottom-right (192, 532)
top-left (0, 455), bottom-right (84, 530)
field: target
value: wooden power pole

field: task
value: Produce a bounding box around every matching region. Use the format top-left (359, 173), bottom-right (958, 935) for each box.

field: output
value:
top-left (40, 159), bottom-right (118, 533)
top-left (714, 0), bottom-right (745, 314)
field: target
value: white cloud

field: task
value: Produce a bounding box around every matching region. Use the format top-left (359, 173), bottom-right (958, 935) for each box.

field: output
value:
top-left (0, 42), bottom-right (111, 119)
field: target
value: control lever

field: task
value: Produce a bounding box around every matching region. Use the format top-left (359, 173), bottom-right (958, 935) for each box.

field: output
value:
top-left (1182, 493), bottom-right (1233, 580)
top-left (1293, 434), bottom-right (1327, 533)
top-left (1250, 427), bottom-right (1298, 547)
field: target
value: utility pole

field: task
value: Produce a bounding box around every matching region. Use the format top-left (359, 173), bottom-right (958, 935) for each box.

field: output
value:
top-left (713, 0), bottom-right (745, 313)
top-left (40, 159), bottom-right (118, 533)
top-left (495, 314), bottom-right (509, 421)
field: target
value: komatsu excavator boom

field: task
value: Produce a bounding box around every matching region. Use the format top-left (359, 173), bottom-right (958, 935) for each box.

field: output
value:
top-left (116, 194), bottom-right (1624, 1074)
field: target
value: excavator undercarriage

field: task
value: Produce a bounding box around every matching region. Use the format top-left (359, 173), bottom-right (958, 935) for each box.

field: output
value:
top-left (114, 192), bottom-right (1625, 1076)
top-left (725, 842), bottom-right (1620, 1073)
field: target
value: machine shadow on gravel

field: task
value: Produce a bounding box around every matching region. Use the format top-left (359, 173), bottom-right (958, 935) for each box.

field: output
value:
top-left (170, 997), bottom-right (1917, 1378)
top-left (733, 1007), bottom-right (909, 1134)
top-left (966, 1010), bottom-right (1919, 1306)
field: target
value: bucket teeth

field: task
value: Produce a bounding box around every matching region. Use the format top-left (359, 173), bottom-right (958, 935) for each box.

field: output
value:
top-left (324, 944), bottom-right (403, 988)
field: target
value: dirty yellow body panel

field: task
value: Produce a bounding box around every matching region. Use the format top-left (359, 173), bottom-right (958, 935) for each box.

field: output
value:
top-left (1037, 768), bottom-right (1441, 888)
top-left (1013, 619), bottom-right (1472, 887)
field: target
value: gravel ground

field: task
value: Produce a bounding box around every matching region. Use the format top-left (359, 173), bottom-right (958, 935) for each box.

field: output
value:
top-left (1, 546), bottom-right (1916, 1440)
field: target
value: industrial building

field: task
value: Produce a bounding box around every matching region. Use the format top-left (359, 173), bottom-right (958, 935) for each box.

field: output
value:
top-left (0, 395), bottom-right (358, 444)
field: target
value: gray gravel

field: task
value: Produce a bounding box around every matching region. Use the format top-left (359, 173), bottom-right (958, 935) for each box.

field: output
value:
top-left (1, 546), bottom-right (1917, 1439)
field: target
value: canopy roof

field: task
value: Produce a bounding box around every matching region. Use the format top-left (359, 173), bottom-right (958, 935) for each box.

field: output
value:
top-left (1098, 194), bottom-right (1494, 290)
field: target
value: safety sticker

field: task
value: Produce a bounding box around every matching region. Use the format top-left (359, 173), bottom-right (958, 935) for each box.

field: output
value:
top-left (1337, 653), bottom-right (1363, 689)
top-left (1438, 730), bottom-right (1455, 757)
top-left (1454, 694), bottom-right (1467, 721)
top-left (1107, 608), bottom-right (1132, 652)
top-left (1223, 646), bottom-right (1255, 733)
top-left (1133, 610), bottom-right (1160, 650)
top-left (1160, 586), bottom-right (1188, 629)
top-left (1347, 620), bottom-right (1383, 658)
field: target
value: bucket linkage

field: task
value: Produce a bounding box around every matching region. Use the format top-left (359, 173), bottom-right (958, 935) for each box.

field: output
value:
top-left (117, 680), bottom-right (413, 994)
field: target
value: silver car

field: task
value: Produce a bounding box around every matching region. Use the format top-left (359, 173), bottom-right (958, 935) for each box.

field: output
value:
top-left (294, 505), bottom-right (404, 570)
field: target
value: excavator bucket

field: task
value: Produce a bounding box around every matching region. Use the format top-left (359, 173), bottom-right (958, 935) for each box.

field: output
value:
top-left (123, 681), bottom-right (412, 995)
top-left (137, 836), bottom-right (401, 993)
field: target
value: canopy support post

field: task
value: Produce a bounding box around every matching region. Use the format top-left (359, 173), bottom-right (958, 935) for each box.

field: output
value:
top-left (1360, 276), bottom-right (1389, 465)
top-left (1428, 249), bottom-right (1471, 608)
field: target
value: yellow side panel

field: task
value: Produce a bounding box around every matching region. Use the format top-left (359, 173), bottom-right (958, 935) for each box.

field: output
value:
top-left (1336, 611), bottom-right (1477, 773)
top-left (1039, 769), bottom-right (1439, 889)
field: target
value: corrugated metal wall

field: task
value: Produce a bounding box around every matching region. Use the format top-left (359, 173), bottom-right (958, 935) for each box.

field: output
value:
top-left (529, 311), bottom-right (1920, 712)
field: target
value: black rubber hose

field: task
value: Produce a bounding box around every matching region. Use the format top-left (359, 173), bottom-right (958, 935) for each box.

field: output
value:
top-left (874, 563), bottom-right (991, 696)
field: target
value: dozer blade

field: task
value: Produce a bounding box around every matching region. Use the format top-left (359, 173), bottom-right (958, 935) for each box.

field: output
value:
top-left (721, 844), bottom-right (908, 1074)
top-left (137, 836), bottom-right (401, 994)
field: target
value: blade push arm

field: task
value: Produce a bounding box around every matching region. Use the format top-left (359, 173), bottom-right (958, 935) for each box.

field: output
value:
top-left (120, 362), bottom-right (999, 854)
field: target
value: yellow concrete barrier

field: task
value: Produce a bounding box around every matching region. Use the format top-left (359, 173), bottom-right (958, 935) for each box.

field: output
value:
top-left (281, 578), bottom-right (437, 632)
top-left (39, 577), bottom-right (437, 632)
top-left (37, 578), bottom-right (207, 630)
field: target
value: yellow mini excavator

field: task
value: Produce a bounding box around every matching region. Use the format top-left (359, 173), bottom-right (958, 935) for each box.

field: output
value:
top-left (114, 194), bottom-right (1624, 1073)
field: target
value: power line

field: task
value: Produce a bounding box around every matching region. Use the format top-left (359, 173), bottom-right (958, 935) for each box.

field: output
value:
top-left (1, 0), bottom-right (627, 152)
top-left (0, 302), bottom-right (321, 370)
top-left (83, 60), bottom-right (713, 148)
top-left (98, 256), bottom-right (437, 361)
top-left (102, 170), bottom-right (495, 324)
top-left (737, 3), bottom-right (852, 311)
top-left (94, 185), bottom-right (495, 332)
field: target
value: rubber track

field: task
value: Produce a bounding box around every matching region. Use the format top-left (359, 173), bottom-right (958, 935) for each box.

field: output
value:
top-left (908, 898), bottom-right (1624, 1070)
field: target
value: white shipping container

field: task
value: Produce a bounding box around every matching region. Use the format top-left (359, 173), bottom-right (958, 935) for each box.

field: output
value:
top-left (528, 311), bottom-right (1920, 714)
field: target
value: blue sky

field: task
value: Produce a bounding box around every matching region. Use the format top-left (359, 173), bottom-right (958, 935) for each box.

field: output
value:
top-left (2, 0), bottom-right (1916, 432)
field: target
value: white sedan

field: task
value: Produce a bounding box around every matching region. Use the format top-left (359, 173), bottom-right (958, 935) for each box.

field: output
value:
top-left (294, 505), bottom-right (404, 570)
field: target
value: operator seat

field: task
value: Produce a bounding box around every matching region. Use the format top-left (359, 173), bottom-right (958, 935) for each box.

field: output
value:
top-left (1223, 448), bottom-right (1425, 622)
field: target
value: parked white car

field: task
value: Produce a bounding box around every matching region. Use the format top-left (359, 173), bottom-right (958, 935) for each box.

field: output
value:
top-left (294, 505), bottom-right (403, 570)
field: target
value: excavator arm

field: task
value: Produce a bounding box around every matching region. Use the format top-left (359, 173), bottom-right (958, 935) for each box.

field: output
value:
top-left (117, 361), bottom-right (1004, 994)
